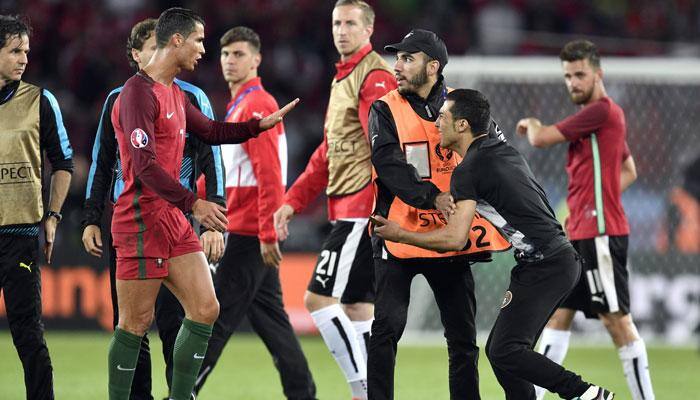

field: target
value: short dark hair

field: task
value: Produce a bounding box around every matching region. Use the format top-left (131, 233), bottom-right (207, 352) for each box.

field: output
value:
top-left (445, 89), bottom-right (491, 135)
top-left (126, 18), bottom-right (157, 70)
top-left (559, 40), bottom-right (601, 69)
top-left (220, 26), bottom-right (261, 52)
top-left (0, 14), bottom-right (31, 49)
top-left (334, 0), bottom-right (375, 27)
top-left (155, 7), bottom-right (204, 48)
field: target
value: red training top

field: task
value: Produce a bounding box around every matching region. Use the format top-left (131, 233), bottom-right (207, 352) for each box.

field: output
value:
top-left (111, 72), bottom-right (259, 233)
top-left (555, 96), bottom-right (631, 240)
top-left (197, 77), bottom-right (285, 243)
top-left (283, 44), bottom-right (397, 221)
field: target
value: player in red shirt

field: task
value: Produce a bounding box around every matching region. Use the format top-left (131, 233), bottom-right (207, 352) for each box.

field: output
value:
top-left (107, 8), bottom-right (298, 400)
top-left (517, 40), bottom-right (654, 400)
top-left (273, 1), bottom-right (396, 398)
top-left (192, 27), bottom-right (316, 399)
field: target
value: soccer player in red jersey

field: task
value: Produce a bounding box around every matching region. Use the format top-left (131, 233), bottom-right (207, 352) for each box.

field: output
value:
top-left (273, 1), bottom-right (396, 398)
top-left (517, 40), bottom-right (654, 400)
top-left (107, 8), bottom-right (297, 400)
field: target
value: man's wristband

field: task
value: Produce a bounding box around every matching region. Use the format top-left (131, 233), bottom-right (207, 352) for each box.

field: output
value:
top-left (46, 210), bottom-right (63, 222)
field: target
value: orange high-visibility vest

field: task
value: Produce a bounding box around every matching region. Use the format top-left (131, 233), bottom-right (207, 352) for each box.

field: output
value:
top-left (374, 90), bottom-right (511, 259)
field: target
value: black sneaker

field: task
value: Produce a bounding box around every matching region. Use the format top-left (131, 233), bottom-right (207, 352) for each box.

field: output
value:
top-left (573, 386), bottom-right (614, 400)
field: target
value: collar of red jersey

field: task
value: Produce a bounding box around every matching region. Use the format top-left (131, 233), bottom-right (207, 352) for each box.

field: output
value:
top-left (335, 43), bottom-right (374, 80)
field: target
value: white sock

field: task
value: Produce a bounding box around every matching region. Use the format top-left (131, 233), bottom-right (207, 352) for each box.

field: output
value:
top-left (311, 304), bottom-right (367, 399)
top-left (618, 339), bottom-right (655, 400)
top-left (352, 319), bottom-right (373, 364)
top-left (535, 328), bottom-right (572, 399)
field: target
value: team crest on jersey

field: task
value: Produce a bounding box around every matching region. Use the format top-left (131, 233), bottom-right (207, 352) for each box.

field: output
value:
top-left (500, 290), bottom-right (513, 309)
top-left (130, 128), bottom-right (149, 149)
top-left (435, 143), bottom-right (453, 162)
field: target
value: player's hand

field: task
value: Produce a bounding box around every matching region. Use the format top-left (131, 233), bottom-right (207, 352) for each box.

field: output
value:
top-left (200, 230), bottom-right (224, 263)
top-left (82, 224), bottom-right (103, 257)
top-left (273, 204), bottom-right (295, 241)
top-left (193, 199), bottom-right (228, 232)
top-left (372, 215), bottom-right (403, 242)
top-left (435, 192), bottom-right (456, 220)
top-left (260, 240), bottom-right (282, 268)
top-left (43, 215), bottom-right (58, 264)
top-left (259, 98), bottom-right (300, 131)
top-left (515, 118), bottom-right (530, 136)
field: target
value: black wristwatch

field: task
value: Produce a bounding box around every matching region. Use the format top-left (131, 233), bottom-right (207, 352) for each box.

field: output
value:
top-left (46, 210), bottom-right (63, 222)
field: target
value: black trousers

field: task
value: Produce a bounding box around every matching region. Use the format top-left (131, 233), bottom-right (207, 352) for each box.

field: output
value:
top-left (368, 257), bottom-right (480, 400)
top-left (108, 234), bottom-right (185, 400)
top-left (194, 233), bottom-right (316, 400)
top-left (485, 245), bottom-right (591, 399)
top-left (0, 234), bottom-right (54, 400)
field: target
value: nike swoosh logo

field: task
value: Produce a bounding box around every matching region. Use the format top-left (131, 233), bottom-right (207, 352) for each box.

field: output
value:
top-left (167, 111), bottom-right (175, 119)
top-left (193, 353), bottom-right (205, 359)
top-left (19, 262), bottom-right (32, 272)
top-left (116, 365), bottom-right (136, 371)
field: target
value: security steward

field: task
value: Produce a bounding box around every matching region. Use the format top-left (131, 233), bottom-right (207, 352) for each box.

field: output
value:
top-left (0, 14), bottom-right (73, 400)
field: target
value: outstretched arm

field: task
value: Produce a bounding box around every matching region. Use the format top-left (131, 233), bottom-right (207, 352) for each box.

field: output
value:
top-left (186, 97), bottom-right (299, 145)
top-left (374, 199), bottom-right (476, 252)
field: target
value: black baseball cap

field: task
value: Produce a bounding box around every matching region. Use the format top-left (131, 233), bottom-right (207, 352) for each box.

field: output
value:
top-left (384, 29), bottom-right (448, 72)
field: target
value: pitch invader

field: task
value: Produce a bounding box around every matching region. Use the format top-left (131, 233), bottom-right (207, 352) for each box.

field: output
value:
top-left (375, 88), bottom-right (615, 400)
top-left (517, 40), bottom-right (654, 400)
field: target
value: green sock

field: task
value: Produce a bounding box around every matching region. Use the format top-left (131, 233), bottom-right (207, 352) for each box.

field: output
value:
top-left (170, 318), bottom-right (213, 400)
top-left (108, 327), bottom-right (143, 400)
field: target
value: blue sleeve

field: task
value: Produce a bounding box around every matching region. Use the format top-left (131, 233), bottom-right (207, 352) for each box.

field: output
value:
top-left (82, 89), bottom-right (121, 227)
top-left (178, 81), bottom-right (226, 203)
top-left (39, 89), bottom-right (73, 172)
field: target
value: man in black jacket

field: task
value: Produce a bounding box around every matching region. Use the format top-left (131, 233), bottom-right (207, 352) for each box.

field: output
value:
top-left (375, 88), bottom-right (615, 400)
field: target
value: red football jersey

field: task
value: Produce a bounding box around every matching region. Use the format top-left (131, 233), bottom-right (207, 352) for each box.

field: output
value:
top-left (555, 97), bottom-right (631, 240)
top-left (111, 73), bottom-right (192, 233)
top-left (111, 72), bottom-right (260, 234)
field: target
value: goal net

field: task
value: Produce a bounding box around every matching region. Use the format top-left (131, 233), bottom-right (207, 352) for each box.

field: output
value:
top-left (404, 57), bottom-right (700, 345)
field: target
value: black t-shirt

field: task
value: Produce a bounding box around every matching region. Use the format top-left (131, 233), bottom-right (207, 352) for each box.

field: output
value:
top-left (451, 135), bottom-right (567, 253)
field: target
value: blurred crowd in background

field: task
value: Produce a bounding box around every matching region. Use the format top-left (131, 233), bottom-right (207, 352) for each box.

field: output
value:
top-left (3, 0), bottom-right (700, 257)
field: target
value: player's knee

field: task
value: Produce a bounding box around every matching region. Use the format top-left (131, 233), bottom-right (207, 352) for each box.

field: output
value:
top-left (196, 298), bottom-right (220, 325)
top-left (546, 309), bottom-right (575, 330)
top-left (342, 302), bottom-right (373, 321)
top-left (600, 312), bottom-right (637, 343)
top-left (304, 291), bottom-right (336, 312)
top-left (120, 313), bottom-right (153, 336)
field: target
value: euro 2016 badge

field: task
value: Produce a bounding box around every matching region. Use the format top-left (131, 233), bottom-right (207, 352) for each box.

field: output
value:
top-left (130, 128), bottom-right (149, 149)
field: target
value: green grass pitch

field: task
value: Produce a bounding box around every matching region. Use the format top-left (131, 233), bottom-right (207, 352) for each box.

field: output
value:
top-left (0, 332), bottom-right (697, 399)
